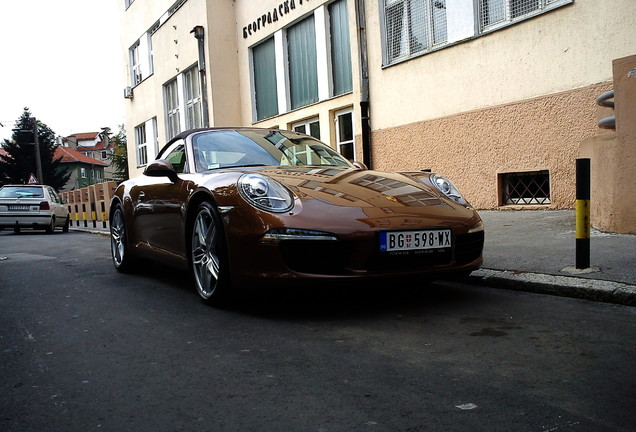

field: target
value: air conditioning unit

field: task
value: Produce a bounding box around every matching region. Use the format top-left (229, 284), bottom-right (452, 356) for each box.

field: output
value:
top-left (123, 87), bottom-right (133, 99)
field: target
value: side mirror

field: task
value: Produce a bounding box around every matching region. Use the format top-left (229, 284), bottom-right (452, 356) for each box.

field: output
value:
top-left (352, 161), bottom-right (368, 170)
top-left (144, 159), bottom-right (179, 183)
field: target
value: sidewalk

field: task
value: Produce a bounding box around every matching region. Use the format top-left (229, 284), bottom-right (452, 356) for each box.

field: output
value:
top-left (470, 210), bottom-right (636, 306)
top-left (71, 210), bottom-right (636, 306)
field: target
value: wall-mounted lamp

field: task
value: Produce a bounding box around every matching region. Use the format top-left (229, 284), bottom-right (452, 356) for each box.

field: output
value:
top-left (191, 25), bottom-right (204, 41)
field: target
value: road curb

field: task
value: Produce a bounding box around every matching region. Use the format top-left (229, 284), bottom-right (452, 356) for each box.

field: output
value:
top-left (470, 269), bottom-right (636, 307)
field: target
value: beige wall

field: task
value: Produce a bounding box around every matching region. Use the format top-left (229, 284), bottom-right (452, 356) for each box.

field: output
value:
top-left (581, 55), bottom-right (636, 234)
top-left (373, 82), bottom-right (611, 209)
top-left (364, 0), bottom-right (636, 130)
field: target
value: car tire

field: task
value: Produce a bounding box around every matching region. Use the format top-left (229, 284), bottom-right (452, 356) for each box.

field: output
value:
top-left (190, 201), bottom-right (231, 305)
top-left (62, 216), bottom-right (70, 233)
top-left (110, 204), bottom-right (135, 273)
top-left (45, 217), bottom-right (55, 234)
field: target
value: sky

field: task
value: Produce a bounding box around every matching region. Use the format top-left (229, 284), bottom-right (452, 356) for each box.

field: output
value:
top-left (0, 0), bottom-right (124, 143)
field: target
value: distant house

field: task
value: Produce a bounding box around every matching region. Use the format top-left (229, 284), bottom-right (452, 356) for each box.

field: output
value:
top-left (54, 146), bottom-right (107, 191)
top-left (63, 132), bottom-right (115, 181)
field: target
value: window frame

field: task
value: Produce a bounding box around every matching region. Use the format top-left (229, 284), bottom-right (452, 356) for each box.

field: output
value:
top-left (163, 78), bottom-right (181, 141)
top-left (135, 123), bottom-right (148, 168)
top-left (292, 117), bottom-right (321, 140)
top-left (183, 65), bottom-right (203, 130)
top-left (380, 0), bottom-right (572, 67)
top-left (335, 108), bottom-right (355, 161)
top-left (249, 2), bottom-right (354, 123)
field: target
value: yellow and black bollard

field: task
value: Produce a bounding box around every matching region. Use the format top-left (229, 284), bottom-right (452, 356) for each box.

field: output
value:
top-left (575, 158), bottom-right (591, 269)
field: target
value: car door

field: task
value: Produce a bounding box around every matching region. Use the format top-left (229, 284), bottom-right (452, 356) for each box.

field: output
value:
top-left (132, 140), bottom-right (191, 257)
top-left (46, 187), bottom-right (67, 222)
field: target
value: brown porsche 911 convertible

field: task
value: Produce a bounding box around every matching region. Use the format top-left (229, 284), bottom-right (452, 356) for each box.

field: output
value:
top-left (110, 128), bottom-right (484, 304)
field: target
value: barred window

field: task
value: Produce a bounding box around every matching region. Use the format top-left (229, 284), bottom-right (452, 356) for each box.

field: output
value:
top-left (480, 0), bottom-right (562, 30)
top-left (382, 0), bottom-right (570, 66)
top-left (383, 0), bottom-right (447, 64)
top-left (500, 170), bottom-right (551, 205)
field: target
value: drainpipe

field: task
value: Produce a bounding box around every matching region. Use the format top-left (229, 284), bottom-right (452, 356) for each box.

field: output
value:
top-left (191, 26), bottom-right (210, 128)
top-left (355, 0), bottom-right (371, 168)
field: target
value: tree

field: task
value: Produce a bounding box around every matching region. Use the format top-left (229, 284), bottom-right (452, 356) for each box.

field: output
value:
top-left (109, 125), bottom-right (129, 183)
top-left (0, 108), bottom-right (70, 190)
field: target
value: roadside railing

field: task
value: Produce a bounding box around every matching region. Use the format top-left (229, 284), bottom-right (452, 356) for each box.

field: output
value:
top-left (595, 90), bottom-right (616, 130)
top-left (61, 181), bottom-right (117, 229)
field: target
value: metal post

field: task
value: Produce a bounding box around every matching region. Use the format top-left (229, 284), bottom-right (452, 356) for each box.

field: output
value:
top-left (32, 118), bottom-right (43, 184)
top-left (575, 158), bottom-right (591, 269)
top-left (101, 202), bottom-right (107, 229)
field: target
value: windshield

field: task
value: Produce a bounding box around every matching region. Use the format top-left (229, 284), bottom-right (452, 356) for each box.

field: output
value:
top-left (0, 186), bottom-right (44, 198)
top-left (191, 130), bottom-right (353, 172)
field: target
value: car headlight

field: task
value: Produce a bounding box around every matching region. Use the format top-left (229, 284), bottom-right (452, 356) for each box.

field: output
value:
top-left (429, 173), bottom-right (468, 206)
top-left (238, 173), bottom-right (294, 213)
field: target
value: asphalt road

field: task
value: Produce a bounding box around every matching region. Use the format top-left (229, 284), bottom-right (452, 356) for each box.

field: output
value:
top-left (1, 230), bottom-right (635, 432)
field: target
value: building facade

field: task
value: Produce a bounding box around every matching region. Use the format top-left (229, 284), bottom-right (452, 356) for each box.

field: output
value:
top-left (54, 146), bottom-right (107, 191)
top-left (120, 0), bottom-right (635, 212)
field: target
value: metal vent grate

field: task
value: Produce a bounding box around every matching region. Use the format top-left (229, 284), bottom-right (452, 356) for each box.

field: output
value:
top-left (501, 170), bottom-right (551, 205)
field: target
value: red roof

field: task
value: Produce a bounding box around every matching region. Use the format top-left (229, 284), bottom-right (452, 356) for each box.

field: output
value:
top-left (1, 146), bottom-right (105, 166)
top-left (68, 132), bottom-right (100, 140)
top-left (55, 146), bottom-right (108, 166)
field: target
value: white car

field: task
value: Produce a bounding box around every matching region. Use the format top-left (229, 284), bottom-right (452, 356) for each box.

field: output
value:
top-left (0, 185), bottom-right (70, 233)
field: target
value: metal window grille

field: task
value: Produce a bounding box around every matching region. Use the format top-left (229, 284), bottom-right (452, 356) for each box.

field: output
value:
top-left (501, 171), bottom-right (551, 205)
top-left (383, 0), bottom-right (447, 64)
top-left (479, 0), bottom-right (554, 30)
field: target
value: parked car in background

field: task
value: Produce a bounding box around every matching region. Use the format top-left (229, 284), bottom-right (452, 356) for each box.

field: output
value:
top-left (110, 127), bottom-right (484, 305)
top-left (0, 185), bottom-right (69, 233)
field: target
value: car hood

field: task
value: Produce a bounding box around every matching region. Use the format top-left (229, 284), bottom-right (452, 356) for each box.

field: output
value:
top-left (256, 166), bottom-right (448, 209)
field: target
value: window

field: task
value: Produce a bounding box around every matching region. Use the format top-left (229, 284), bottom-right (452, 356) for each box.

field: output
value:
top-left (250, 4), bottom-right (356, 121)
top-left (252, 37), bottom-right (279, 121)
top-left (135, 123), bottom-right (148, 167)
top-left (129, 33), bottom-right (153, 87)
top-left (383, 0), bottom-right (447, 64)
top-left (288, 16), bottom-right (319, 109)
top-left (163, 140), bottom-right (188, 174)
top-left (292, 118), bottom-right (321, 139)
top-left (480, 0), bottom-right (548, 28)
top-left (80, 167), bottom-right (87, 179)
top-left (125, 0), bottom-right (135, 9)
top-left (500, 170), bottom-right (551, 205)
top-left (129, 41), bottom-right (142, 86)
top-left (329, 0), bottom-right (353, 96)
top-left (183, 66), bottom-right (203, 129)
top-left (164, 78), bottom-right (180, 140)
top-left (101, 151), bottom-right (108, 159)
top-left (335, 109), bottom-right (354, 160)
top-left (382, 0), bottom-right (570, 66)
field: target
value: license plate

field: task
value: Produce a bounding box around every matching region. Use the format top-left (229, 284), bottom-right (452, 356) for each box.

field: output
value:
top-left (8, 205), bottom-right (30, 211)
top-left (379, 229), bottom-right (451, 252)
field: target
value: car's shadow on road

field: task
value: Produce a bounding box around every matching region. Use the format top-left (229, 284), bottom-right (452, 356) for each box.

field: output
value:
top-left (126, 262), bottom-right (488, 320)
top-left (227, 277), bottom-right (489, 320)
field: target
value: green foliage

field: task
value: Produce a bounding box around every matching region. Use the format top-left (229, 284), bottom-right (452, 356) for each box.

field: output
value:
top-left (109, 125), bottom-right (129, 183)
top-left (0, 108), bottom-right (70, 190)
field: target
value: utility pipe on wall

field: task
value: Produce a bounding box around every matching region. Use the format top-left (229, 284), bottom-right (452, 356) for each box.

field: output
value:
top-left (355, 0), bottom-right (371, 169)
